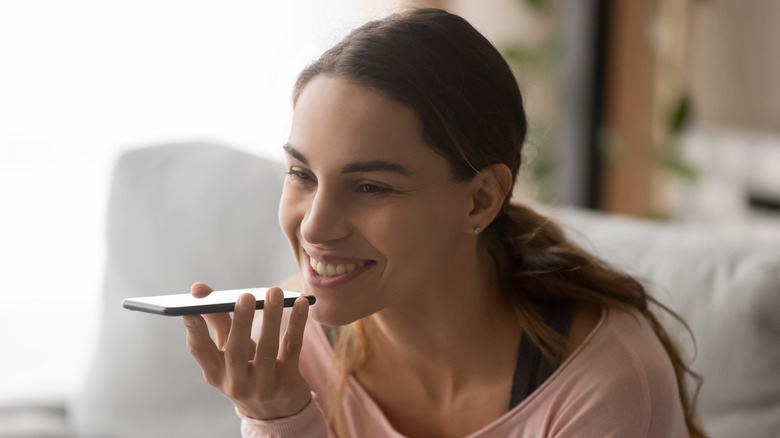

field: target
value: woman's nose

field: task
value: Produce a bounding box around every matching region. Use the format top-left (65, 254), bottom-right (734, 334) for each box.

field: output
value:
top-left (300, 188), bottom-right (350, 245)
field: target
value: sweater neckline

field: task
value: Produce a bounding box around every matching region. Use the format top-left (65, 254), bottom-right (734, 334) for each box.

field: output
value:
top-left (311, 307), bottom-right (610, 437)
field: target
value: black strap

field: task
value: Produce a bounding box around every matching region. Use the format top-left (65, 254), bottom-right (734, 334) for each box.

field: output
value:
top-left (509, 303), bottom-right (576, 409)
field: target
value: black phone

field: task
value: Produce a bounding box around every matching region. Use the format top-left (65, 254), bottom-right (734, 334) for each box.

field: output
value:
top-left (122, 287), bottom-right (315, 316)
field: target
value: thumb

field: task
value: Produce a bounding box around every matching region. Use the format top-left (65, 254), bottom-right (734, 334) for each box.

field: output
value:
top-left (191, 282), bottom-right (214, 298)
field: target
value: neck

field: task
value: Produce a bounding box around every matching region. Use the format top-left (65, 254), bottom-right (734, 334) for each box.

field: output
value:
top-left (357, 243), bottom-right (520, 402)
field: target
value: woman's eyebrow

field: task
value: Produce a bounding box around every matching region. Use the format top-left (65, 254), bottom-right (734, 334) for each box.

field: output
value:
top-left (284, 143), bottom-right (411, 176)
top-left (341, 160), bottom-right (412, 176)
top-left (283, 143), bottom-right (308, 164)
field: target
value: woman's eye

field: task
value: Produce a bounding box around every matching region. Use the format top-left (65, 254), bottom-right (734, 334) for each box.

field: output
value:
top-left (358, 183), bottom-right (389, 194)
top-left (286, 169), bottom-right (313, 182)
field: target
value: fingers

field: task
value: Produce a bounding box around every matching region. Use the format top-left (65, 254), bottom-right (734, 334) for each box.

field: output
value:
top-left (191, 282), bottom-right (233, 347)
top-left (183, 314), bottom-right (224, 386)
top-left (184, 286), bottom-right (313, 420)
top-left (278, 296), bottom-right (310, 371)
top-left (203, 312), bottom-right (233, 349)
top-left (253, 288), bottom-right (284, 371)
top-left (224, 293), bottom-right (257, 376)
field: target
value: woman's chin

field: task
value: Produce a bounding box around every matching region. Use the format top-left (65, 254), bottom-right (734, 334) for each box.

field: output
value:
top-left (308, 300), bottom-right (367, 328)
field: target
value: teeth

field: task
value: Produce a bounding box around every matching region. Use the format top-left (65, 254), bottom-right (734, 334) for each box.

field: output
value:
top-left (309, 257), bottom-right (367, 277)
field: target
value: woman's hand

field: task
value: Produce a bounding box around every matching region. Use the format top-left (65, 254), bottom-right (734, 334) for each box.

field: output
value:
top-left (182, 282), bottom-right (312, 420)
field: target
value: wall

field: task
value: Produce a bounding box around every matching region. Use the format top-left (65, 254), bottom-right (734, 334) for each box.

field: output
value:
top-left (672, 0), bottom-right (780, 235)
top-left (689, 0), bottom-right (780, 130)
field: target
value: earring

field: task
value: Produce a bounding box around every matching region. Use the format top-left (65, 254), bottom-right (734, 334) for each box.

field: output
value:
top-left (473, 226), bottom-right (482, 234)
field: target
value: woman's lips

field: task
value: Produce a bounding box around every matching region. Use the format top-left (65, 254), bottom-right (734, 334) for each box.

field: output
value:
top-left (308, 256), bottom-right (368, 277)
top-left (303, 252), bottom-right (376, 288)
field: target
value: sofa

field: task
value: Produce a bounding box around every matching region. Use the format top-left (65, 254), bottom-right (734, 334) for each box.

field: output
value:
top-left (5, 143), bottom-right (777, 437)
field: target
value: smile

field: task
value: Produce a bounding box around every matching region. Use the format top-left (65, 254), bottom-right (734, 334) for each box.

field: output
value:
top-left (308, 256), bottom-right (369, 277)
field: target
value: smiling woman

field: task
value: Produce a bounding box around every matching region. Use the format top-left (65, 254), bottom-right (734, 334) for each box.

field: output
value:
top-left (182, 8), bottom-right (706, 438)
top-left (280, 75), bottom-right (478, 328)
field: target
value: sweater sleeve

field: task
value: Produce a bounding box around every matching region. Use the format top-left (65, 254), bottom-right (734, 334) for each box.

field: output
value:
top-left (237, 392), bottom-right (330, 438)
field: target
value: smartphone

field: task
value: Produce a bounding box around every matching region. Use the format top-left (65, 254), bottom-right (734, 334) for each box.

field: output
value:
top-left (122, 287), bottom-right (315, 316)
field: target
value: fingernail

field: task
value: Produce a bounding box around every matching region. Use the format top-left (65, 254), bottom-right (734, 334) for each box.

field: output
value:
top-left (295, 297), bottom-right (309, 314)
top-left (238, 294), bottom-right (254, 310)
top-left (266, 289), bottom-right (280, 305)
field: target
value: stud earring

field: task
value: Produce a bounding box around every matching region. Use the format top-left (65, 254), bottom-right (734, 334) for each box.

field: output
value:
top-left (473, 226), bottom-right (482, 234)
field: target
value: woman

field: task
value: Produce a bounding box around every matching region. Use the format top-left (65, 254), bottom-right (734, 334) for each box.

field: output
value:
top-left (183, 8), bottom-right (705, 437)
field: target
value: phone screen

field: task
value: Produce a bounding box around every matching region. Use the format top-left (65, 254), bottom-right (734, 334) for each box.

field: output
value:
top-left (122, 288), bottom-right (314, 316)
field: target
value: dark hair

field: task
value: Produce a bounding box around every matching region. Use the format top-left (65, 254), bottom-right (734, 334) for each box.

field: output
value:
top-left (293, 8), bottom-right (705, 437)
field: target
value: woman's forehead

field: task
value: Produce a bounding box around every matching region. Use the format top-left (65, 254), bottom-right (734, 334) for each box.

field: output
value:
top-left (288, 77), bottom-right (432, 162)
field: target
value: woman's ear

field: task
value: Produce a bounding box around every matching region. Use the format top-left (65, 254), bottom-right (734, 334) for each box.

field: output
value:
top-left (466, 163), bottom-right (512, 233)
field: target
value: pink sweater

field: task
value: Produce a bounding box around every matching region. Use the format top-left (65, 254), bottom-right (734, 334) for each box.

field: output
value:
top-left (239, 307), bottom-right (690, 437)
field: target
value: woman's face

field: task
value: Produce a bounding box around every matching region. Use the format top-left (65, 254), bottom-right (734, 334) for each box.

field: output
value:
top-left (279, 76), bottom-right (474, 326)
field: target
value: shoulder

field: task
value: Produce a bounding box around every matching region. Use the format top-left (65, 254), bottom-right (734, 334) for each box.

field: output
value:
top-left (504, 307), bottom-right (688, 437)
top-left (588, 307), bottom-right (683, 407)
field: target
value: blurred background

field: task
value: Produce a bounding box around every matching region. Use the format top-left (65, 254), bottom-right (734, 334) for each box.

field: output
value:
top-left (2, 0), bottom-right (779, 411)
